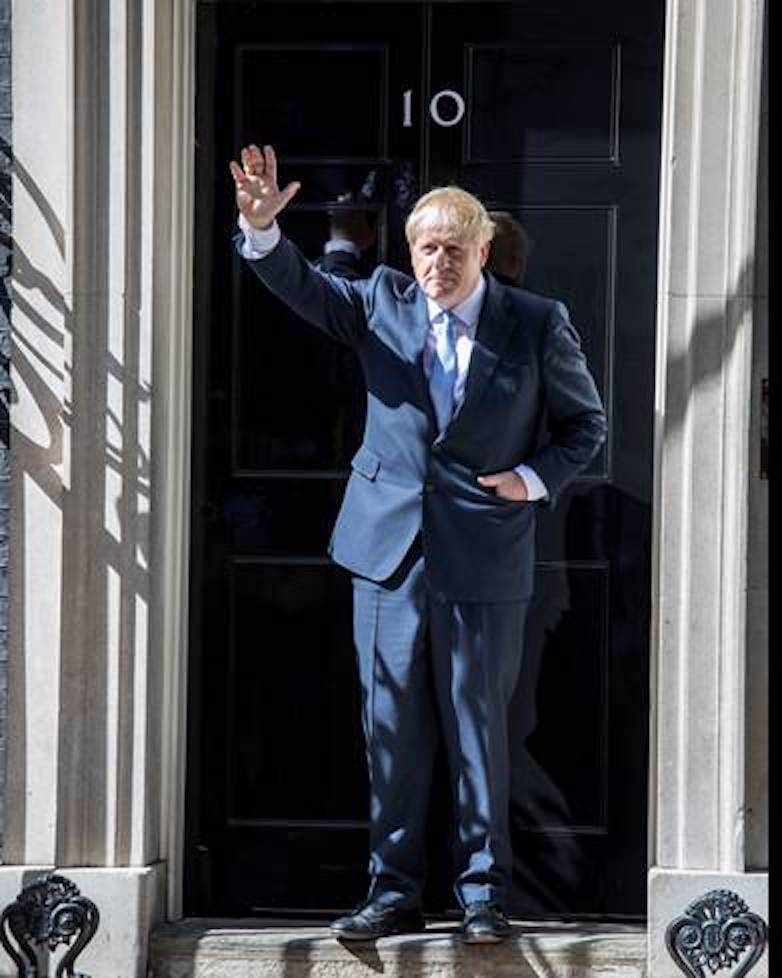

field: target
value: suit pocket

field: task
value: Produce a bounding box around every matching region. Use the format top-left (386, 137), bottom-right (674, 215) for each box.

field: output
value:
top-left (351, 444), bottom-right (381, 480)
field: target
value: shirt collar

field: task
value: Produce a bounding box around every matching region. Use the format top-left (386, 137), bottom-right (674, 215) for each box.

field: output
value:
top-left (425, 274), bottom-right (486, 333)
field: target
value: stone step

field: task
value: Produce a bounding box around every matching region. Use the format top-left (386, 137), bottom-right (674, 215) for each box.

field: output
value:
top-left (150, 918), bottom-right (648, 978)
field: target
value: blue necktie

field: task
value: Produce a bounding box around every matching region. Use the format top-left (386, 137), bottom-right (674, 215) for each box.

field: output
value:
top-left (430, 311), bottom-right (458, 433)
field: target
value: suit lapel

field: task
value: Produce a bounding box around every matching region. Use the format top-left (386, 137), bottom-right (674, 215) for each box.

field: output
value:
top-left (400, 280), bottom-right (437, 429)
top-left (405, 282), bottom-right (430, 362)
top-left (438, 274), bottom-right (517, 441)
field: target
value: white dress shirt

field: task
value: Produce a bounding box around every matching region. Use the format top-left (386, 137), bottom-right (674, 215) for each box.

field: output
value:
top-left (236, 214), bottom-right (548, 500)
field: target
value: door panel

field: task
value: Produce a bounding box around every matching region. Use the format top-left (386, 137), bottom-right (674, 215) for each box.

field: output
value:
top-left (466, 44), bottom-right (621, 163)
top-left (187, 0), bottom-right (663, 918)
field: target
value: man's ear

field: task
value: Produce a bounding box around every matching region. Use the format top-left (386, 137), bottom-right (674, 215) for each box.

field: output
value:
top-left (479, 240), bottom-right (490, 267)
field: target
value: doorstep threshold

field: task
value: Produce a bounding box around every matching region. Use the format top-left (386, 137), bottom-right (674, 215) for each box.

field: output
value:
top-left (150, 917), bottom-right (648, 977)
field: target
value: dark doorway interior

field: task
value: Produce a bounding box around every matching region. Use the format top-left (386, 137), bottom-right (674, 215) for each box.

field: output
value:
top-left (186, 0), bottom-right (664, 920)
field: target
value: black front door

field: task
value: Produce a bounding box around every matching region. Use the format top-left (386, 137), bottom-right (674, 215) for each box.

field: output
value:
top-left (187, 0), bottom-right (664, 919)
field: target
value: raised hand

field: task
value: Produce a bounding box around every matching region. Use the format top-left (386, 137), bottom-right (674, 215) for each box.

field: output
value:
top-left (228, 143), bottom-right (301, 230)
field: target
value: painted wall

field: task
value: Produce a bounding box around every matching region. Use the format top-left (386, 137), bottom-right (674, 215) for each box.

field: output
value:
top-left (0, 0), bottom-right (11, 847)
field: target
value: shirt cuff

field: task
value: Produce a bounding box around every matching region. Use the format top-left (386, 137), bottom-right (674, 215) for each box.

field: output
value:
top-left (237, 212), bottom-right (281, 259)
top-left (324, 238), bottom-right (361, 258)
top-left (513, 463), bottom-right (549, 501)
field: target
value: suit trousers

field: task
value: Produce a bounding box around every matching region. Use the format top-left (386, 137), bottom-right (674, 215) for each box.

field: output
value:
top-left (351, 537), bottom-right (529, 911)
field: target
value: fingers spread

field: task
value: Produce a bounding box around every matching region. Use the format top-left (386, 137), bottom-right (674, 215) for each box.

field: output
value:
top-left (248, 143), bottom-right (264, 173)
top-left (264, 145), bottom-right (278, 184)
top-left (281, 181), bottom-right (302, 206)
top-left (229, 160), bottom-right (249, 184)
top-left (233, 145), bottom-right (298, 217)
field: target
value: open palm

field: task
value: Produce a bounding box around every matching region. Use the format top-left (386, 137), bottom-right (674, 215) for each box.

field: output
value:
top-left (228, 143), bottom-right (301, 230)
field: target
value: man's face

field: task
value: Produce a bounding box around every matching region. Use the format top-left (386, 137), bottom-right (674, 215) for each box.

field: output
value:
top-left (410, 222), bottom-right (489, 308)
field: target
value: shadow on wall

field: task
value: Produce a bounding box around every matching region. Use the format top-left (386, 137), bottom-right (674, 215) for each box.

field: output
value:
top-left (659, 257), bottom-right (757, 445)
top-left (0, 130), bottom-right (11, 849)
top-left (3, 117), bottom-right (155, 869)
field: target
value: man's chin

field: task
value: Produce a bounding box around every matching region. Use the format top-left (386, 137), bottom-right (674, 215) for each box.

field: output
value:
top-left (423, 282), bottom-right (459, 304)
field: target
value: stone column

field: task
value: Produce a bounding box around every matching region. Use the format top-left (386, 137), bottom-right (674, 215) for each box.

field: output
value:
top-left (648, 0), bottom-right (768, 974)
top-left (744, 0), bottom-right (768, 876)
top-left (3, 0), bottom-right (194, 975)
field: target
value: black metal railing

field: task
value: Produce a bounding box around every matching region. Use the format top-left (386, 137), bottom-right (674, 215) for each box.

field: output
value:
top-left (0, 875), bottom-right (99, 978)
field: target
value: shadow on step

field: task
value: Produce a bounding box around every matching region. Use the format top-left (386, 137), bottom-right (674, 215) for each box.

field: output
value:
top-left (150, 917), bottom-right (648, 977)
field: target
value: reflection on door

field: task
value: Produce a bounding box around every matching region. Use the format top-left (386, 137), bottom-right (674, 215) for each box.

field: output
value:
top-left (187, 0), bottom-right (664, 919)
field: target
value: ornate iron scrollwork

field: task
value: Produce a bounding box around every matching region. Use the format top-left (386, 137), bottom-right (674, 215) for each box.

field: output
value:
top-left (0, 874), bottom-right (100, 978)
top-left (665, 888), bottom-right (768, 977)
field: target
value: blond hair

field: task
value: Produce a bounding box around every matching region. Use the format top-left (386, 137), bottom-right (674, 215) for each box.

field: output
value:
top-left (405, 186), bottom-right (496, 246)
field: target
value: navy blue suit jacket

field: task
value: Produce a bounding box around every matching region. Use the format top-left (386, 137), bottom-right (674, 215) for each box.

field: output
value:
top-left (235, 232), bottom-right (607, 601)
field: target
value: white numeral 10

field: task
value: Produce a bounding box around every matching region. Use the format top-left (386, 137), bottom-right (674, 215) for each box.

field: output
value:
top-left (403, 89), bottom-right (466, 128)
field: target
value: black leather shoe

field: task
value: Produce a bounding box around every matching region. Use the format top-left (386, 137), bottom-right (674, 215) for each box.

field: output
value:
top-left (461, 901), bottom-right (512, 943)
top-left (330, 901), bottom-right (426, 941)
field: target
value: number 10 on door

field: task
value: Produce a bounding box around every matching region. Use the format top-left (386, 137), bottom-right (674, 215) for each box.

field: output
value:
top-left (403, 89), bottom-right (466, 128)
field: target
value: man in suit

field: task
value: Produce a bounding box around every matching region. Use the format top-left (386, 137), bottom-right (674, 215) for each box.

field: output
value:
top-left (229, 143), bottom-right (607, 943)
top-left (314, 190), bottom-right (376, 281)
